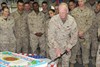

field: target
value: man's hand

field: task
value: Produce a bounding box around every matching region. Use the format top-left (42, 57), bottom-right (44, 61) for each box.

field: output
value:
top-left (55, 48), bottom-right (61, 57)
top-left (35, 32), bottom-right (43, 37)
top-left (78, 31), bottom-right (84, 39)
top-left (66, 47), bottom-right (70, 52)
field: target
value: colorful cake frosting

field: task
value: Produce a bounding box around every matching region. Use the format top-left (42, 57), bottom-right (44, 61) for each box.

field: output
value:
top-left (0, 51), bottom-right (47, 67)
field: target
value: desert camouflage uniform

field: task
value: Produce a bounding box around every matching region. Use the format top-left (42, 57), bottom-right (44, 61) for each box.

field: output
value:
top-left (85, 1), bottom-right (98, 59)
top-left (0, 15), bottom-right (16, 52)
top-left (42, 10), bottom-right (50, 22)
top-left (48, 14), bottom-right (78, 67)
top-left (24, 10), bottom-right (32, 14)
top-left (28, 11), bottom-right (46, 56)
top-left (70, 6), bottom-right (94, 64)
top-left (89, 11), bottom-right (99, 58)
top-left (88, 10), bottom-right (99, 66)
top-left (12, 11), bottom-right (29, 53)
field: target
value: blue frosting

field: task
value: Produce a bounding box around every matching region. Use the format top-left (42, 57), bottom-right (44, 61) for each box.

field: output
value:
top-left (29, 55), bottom-right (46, 59)
top-left (0, 59), bottom-right (9, 65)
top-left (0, 64), bottom-right (6, 67)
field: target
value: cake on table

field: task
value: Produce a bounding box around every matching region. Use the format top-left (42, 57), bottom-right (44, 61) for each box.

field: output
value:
top-left (0, 51), bottom-right (48, 67)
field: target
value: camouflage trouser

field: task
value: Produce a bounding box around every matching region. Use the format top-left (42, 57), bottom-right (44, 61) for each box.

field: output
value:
top-left (0, 37), bottom-right (16, 52)
top-left (49, 49), bottom-right (71, 67)
top-left (16, 36), bottom-right (29, 53)
top-left (89, 19), bottom-right (98, 57)
top-left (0, 42), bottom-right (16, 52)
top-left (30, 34), bottom-right (46, 56)
top-left (45, 34), bottom-right (50, 58)
top-left (0, 41), bottom-right (9, 52)
top-left (90, 37), bottom-right (98, 57)
top-left (8, 37), bottom-right (16, 52)
top-left (70, 41), bottom-right (80, 63)
top-left (45, 41), bottom-right (50, 58)
top-left (70, 33), bottom-right (91, 64)
top-left (90, 29), bottom-right (98, 57)
top-left (79, 34), bottom-right (91, 64)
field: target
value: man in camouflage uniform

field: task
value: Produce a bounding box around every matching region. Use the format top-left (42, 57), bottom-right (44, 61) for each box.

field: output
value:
top-left (68, 1), bottom-right (81, 66)
top-left (70, 0), bottom-right (95, 67)
top-left (24, 2), bottom-right (32, 14)
top-left (28, 2), bottom-right (46, 56)
top-left (41, 1), bottom-right (49, 21)
top-left (41, 1), bottom-right (50, 57)
top-left (48, 3), bottom-right (78, 67)
top-left (92, 1), bottom-right (100, 67)
top-left (85, 1), bottom-right (98, 66)
top-left (0, 7), bottom-right (16, 52)
top-left (12, 1), bottom-right (29, 53)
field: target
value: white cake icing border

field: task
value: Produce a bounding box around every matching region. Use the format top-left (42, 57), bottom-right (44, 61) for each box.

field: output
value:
top-left (0, 51), bottom-right (47, 67)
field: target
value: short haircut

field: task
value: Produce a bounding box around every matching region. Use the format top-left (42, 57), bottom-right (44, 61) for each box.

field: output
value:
top-left (59, 2), bottom-right (68, 9)
top-left (17, 0), bottom-right (24, 4)
top-left (49, 9), bottom-right (55, 13)
top-left (69, 0), bottom-right (76, 3)
top-left (42, 1), bottom-right (48, 5)
top-left (30, 0), bottom-right (34, 1)
top-left (1, 2), bottom-right (7, 6)
top-left (24, 2), bottom-right (30, 5)
top-left (2, 6), bottom-right (9, 11)
top-left (59, 3), bottom-right (69, 13)
top-left (33, 2), bottom-right (39, 6)
top-left (97, 1), bottom-right (100, 4)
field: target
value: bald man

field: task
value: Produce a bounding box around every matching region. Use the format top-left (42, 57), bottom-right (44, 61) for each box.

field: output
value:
top-left (48, 3), bottom-right (78, 67)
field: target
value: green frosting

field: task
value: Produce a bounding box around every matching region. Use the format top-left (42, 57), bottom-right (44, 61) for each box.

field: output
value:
top-left (31, 60), bottom-right (37, 64)
top-left (2, 51), bottom-right (12, 55)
